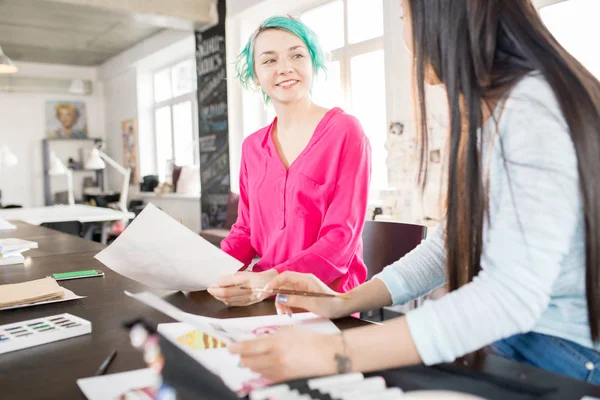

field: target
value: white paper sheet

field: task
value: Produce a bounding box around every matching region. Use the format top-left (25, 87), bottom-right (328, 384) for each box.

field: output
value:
top-left (0, 218), bottom-right (16, 231)
top-left (95, 203), bottom-right (242, 291)
top-left (0, 253), bottom-right (25, 266)
top-left (127, 291), bottom-right (340, 345)
top-left (0, 288), bottom-right (85, 311)
top-left (77, 368), bottom-right (159, 400)
top-left (157, 315), bottom-right (340, 396)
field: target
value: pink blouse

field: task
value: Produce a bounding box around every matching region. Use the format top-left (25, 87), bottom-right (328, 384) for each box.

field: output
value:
top-left (221, 107), bottom-right (370, 292)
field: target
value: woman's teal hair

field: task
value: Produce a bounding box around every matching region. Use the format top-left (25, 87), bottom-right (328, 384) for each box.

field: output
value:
top-left (236, 15), bottom-right (328, 103)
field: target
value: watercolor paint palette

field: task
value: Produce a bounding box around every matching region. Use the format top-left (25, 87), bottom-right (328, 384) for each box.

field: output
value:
top-left (0, 313), bottom-right (91, 354)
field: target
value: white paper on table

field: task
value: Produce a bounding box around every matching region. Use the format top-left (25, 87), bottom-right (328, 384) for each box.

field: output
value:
top-left (77, 368), bottom-right (159, 400)
top-left (127, 291), bottom-right (340, 346)
top-left (95, 203), bottom-right (242, 291)
top-left (0, 218), bottom-right (16, 231)
top-left (157, 314), bottom-right (340, 396)
top-left (0, 253), bottom-right (25, 266)
top-left (0, 288), bottom-right (85, 311)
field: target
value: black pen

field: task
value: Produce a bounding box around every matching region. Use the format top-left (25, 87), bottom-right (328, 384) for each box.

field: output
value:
top-left (95, 349), bottom-right (117, 376)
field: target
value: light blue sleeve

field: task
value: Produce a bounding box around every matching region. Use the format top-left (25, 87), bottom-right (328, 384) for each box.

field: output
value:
top-left (373, 222), bottom-right (446, 306)
top-left (405, 76), bottom-right (581, 365)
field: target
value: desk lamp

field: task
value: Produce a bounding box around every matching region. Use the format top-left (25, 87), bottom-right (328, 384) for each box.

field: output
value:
top-left (48, 152), bottom-right (75, 205)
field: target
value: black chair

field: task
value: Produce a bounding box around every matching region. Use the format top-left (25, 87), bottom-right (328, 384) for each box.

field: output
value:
top-left (360, 220), bottom-right (427, 321)
top-left (41, 221), bottom-right (83, 238)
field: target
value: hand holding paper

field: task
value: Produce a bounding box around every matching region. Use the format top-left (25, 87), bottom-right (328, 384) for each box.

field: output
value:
top-left (94, 204), bottom-right (242, 291)
top-left (208, 270), bottom-right (278, 307)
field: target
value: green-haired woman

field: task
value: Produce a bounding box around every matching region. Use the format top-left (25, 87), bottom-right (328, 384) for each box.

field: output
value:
top-left (208, 15), bottom-right (371, 307)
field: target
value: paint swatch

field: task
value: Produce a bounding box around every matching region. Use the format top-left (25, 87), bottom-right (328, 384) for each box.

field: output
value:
top-left (0, 313), bottom-right (91, 354)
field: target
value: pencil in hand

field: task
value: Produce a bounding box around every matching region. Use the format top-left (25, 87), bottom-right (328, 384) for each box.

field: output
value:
top-left (239, 286), bottom-right (351, 299)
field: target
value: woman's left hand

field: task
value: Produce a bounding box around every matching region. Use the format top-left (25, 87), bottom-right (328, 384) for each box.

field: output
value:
top-left (208, 270), bottom-right (278, 306)
top-left (228, 327), bottom-right (339, 383)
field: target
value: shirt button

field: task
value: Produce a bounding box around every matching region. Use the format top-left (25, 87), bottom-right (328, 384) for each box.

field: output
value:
top-left (585, 361), bottom-right (595, 371)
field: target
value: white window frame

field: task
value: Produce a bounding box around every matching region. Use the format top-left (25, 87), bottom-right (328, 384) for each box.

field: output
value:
top-left (306, 0), bottom-right (386, 115)
top-left (151, 57), bottom-right (200, 177)
top-left (261, 0), bottom-right (387, 125)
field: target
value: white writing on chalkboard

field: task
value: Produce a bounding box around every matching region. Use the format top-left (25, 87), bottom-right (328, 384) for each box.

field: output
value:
top-left (199, 69), bottom-right (225, 102)
top-left (197, 36), bottom-right (224, 58)
top-left (199, 135), bottom-right (217, 152)
top-left (197, 53), bottom-right (223, 77)
top-left (201, 102), bottom-right (227, 120)
top-left (201, 152), bottom-right (229, 183)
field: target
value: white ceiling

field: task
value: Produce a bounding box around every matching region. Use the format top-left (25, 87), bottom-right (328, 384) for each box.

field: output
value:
top-left (0, 0), bottom-right (165, 66)
top-left (0, 0), bottom-right (570, 67)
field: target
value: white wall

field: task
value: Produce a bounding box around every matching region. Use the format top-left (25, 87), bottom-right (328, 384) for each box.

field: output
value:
top-left (99, 29), bottom-right (202, 232)
top-left (0, 62), bottom-right (105, 207)
top-left (103, 67), bottom-right (138, 193)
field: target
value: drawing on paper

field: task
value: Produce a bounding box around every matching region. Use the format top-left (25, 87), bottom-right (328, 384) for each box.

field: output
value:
top-left (177, 329), bottom-right (226, 350)
top-left (252, 325), bottom-right (280, 336)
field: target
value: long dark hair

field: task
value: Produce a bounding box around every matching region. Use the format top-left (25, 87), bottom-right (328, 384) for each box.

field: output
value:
top-left (408, 0), bottom-right (600, 340)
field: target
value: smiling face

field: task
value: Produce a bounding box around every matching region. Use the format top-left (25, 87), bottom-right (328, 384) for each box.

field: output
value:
top-left (56, 106), bottom-right (78, 129)
top-left (253, 28), bottom-right (314, 105)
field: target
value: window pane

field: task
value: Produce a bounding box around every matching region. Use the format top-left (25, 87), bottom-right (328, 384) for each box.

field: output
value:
top-left (154, 68), bottom-right (172, 103)
top-left (312, 60), bottom-right (343, 109)
top-left (173, 101), bottom-right (194, 166)
top-left (301, 0), bottom-right (344, 52)
top-left (351, 50), bottom-right (387, 196)
top-left (171, 59), bottom-right (197, 97)
top-left (540, 0), bottom-right (600, 78)
top-left (347, 0), bottom-right (384, 44)
top-left (155, 106), bottom-right (173, 181)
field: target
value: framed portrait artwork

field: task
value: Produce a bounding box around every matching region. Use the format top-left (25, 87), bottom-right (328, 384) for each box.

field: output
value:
top-left (46, 101), bottom-right (88, 138)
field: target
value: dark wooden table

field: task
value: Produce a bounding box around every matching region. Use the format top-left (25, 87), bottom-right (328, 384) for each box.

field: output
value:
top-left (0, 223), bottom-right (364, 400)
top-left (0, 220), bottom-right (57, 239)
top-left (1, 221), bottom-right (105, 258)
top-left (1, 223), bottom-right (600, 400)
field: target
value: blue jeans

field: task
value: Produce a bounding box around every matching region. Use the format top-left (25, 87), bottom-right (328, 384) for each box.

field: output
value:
top-left (490, 332), bottom-right (600, 385)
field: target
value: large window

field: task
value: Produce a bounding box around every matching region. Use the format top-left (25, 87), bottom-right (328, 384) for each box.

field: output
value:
top-left (540, 0), bottom-right (600, 78)
top-left (302, 0), bottom-right (388, 197)
top-left (153, 59), bottom-right (199, 182)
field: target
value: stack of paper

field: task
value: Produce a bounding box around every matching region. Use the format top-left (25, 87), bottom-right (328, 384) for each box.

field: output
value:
top-left (126, 291), bottom-right (340, 397)
top-left (0, 217), bottom-right (16, 231)
top-left (0, 277), bottom-right (65, 308)
top-left (0, 238), bottom-right (38, 266)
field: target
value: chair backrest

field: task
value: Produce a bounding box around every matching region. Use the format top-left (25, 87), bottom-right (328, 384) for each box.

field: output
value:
top-left (361, 220), bottom-right (427, 279)
top-left (41, 221), bottom-right (83, 237)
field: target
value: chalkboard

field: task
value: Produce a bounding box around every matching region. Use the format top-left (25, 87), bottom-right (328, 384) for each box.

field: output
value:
top-left (196, 0), bottom-right (230, 229)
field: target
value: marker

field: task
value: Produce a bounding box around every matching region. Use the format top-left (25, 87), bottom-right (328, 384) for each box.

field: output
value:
top-left (95, 349), bottom-right (117, 375)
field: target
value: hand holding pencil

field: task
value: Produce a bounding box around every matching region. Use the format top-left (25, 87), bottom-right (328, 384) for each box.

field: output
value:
top-left (261, 271), bottom-right (351, 319)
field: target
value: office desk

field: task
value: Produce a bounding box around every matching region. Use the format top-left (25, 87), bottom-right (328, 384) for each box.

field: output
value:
top-left (0, 205), bottom-right (135, 244)
top-left (0, 221), bottom-right (104, 258)
top-left (1, 224), bottom-right (600, 400)
top-left (0, 220), bottom-right (58, 238)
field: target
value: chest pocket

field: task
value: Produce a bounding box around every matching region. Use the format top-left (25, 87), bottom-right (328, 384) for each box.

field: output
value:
top-left (292, 172), bottom-right (333, 219)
